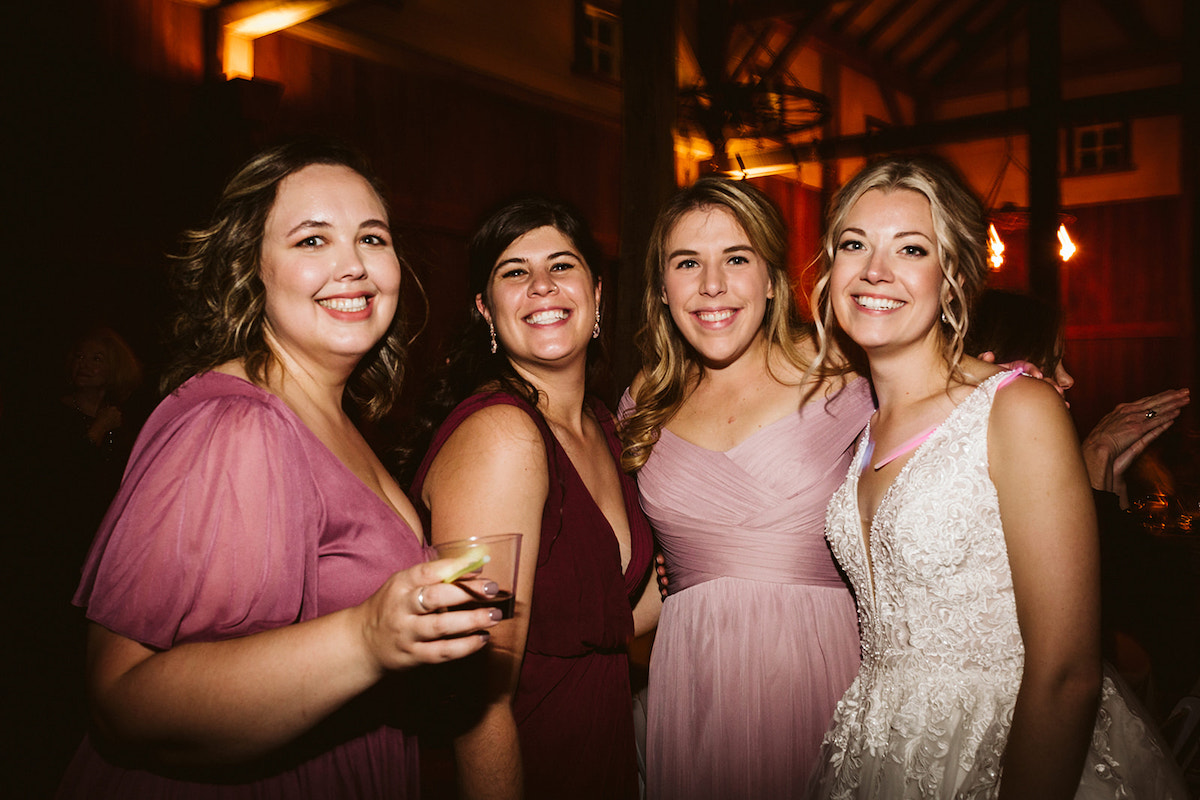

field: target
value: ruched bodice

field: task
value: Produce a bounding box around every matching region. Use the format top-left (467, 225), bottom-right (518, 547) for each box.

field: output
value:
top-left (623, 378), bottom-right (874, 799)
top-left (636, 380), bottom-right (873, 592)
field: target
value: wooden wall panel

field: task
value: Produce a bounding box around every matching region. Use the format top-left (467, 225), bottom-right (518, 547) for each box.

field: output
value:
top-left (1062, 197), bottom-right (1193, 437)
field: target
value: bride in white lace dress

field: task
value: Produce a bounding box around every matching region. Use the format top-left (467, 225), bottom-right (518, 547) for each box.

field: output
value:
top-left (805, 156), bottom-right (1186, 799)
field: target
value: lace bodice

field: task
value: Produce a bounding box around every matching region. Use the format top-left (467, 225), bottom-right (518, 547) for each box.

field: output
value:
top-left (829, 372), bottom-right (1024, 685)
top-left (820, 372), bottom-right (1023, 795)
top-left (812, 370), bottom-right (1187, 799)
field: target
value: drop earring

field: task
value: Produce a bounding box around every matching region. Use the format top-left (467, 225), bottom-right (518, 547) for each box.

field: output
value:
top-left (592, 307), bottom-right (601, 339)
top-left (489, 322), bottom-right (497, 354)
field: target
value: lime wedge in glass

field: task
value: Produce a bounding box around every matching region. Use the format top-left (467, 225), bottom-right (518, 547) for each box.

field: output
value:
top-left (442, 550), bottom-right (491, 583)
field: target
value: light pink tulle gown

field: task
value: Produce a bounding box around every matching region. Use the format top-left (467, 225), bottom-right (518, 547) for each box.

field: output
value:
top-left (622, 379), bottom-right (873, 800)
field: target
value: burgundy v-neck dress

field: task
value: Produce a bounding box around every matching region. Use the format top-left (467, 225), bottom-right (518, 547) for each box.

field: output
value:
top-left (411, 391), bottom-right (652, 800)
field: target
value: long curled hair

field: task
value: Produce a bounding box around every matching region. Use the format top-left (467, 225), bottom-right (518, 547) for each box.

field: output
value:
top-left (397, 197), bottom-right (604, 484)
top-left (619, 176), bottom-right (815, 473)
top-left (809, 155), bottom-right (988, 382)
top-left (160, 138), bottom-right (413, 421)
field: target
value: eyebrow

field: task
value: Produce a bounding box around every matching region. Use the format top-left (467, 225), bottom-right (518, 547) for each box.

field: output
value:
top-left (285, 218), bottom-right (391, 237)
top-left (839, 226), bottom-right (932, 241)
top-left (494, 249), bottom-right (582, 270)
top-left (668, 244), bottom-right (754, 259)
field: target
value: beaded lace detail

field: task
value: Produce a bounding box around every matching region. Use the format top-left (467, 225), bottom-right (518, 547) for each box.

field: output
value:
top-left (821, 373), bottom-right (1020, 798)
top-left (813, 371), bottom-right (1185, 799)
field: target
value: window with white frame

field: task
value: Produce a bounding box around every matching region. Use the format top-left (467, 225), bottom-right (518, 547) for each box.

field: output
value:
top-left (576, 2), bottom-right (621, 82)
top-left (1069, 121), bottom-right (1132, 175)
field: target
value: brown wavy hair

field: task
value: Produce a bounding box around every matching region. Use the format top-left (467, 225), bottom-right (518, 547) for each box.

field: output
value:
top-left (160, 138), bottom-right (415, 421)
top-left (619, 176), bottom-right (817, 473)
top-left (809, 155), bottom-right (988, 383)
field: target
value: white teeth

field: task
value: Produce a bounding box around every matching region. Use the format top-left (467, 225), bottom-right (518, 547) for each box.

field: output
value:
top-left (696, 309), bottom-right (734, 322)
top-left (318, 297), bottom-right (368, 312)
top-left (526, 309), bottom-right (568, 325)
top-left (855, 296), bottom-right (904, 311)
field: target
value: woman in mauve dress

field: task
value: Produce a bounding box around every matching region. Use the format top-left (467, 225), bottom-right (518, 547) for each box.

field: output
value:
top-left (619, 176), bottom-right (872, 799)
top-left (58, 139), bottom-right (500, 799)
top-left (407, 197), bottom-right (657, 800)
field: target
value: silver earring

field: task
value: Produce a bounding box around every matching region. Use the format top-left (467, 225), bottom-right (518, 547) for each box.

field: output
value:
top-left (489, 322), bottom-right (497, 354)
top-left (592, 308), bottom-right (601, 339)
top-left (941, 311), bottom-right (949, 324)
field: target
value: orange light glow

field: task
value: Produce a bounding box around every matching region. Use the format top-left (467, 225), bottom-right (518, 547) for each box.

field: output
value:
top-left (987, 224), bottom-right (1005, 271)
top-left (1058, 224), bottom-right (1077, 261)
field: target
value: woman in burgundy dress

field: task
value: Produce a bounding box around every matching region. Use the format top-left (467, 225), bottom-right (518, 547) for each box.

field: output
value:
top-left (58, 140), bottom-right (500, 798)
top-left (408, 198), bottom-right (658, 800)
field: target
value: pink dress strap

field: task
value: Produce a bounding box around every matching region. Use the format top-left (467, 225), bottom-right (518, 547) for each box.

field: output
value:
top-left (870, 371), bottom-right (1024, 471)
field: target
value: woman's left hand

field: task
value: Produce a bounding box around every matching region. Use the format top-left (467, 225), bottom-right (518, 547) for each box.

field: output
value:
top-left (1081, 387), bottom-right (1190, 505)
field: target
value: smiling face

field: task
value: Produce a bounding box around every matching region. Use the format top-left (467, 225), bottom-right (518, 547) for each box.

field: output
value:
top-left (476, 225), bottom-right (600, 371)
top-left (71, 340), bottom-right (112, 390)
top-left (830, 188), bottom-right (945, 358)
top-left (258, 163), bottom-right (401, 373)
top-left (660, 206), bottom-right (774, 370)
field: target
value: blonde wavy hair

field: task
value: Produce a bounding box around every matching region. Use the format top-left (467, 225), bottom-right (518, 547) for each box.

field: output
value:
top-left (809, 155), bottom-right (988, 382)
top-left (619, 176), bottom-right (815, 473)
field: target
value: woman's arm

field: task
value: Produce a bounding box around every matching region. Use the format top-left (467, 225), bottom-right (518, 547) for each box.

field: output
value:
top-left (421, 403), bottom-right (549, 800)
top-left (989, 377), bottom-right (1101, 800)
top-left (631, 566), bottom-right (664, 638)
top-left (87, 557), bottom-right (500, 765)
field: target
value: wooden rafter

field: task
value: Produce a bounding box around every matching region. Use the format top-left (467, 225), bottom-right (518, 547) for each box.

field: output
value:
top-left (929, 0), bottom-right (1026, 90)
top-left (884, 0), bottom-right (952, 65)
top-left (860, 0), bottom-right (917, 50)
top-left (829, 0), bottom-right (875, 35)
top-left (1092, 0), bottom-right (1170, 54)
top-left (907, 0), bottom-right (995, 78)
top-left (729, 22), bottom-right (777, 83)
top-left (759, 0), bottom-right (837, 82)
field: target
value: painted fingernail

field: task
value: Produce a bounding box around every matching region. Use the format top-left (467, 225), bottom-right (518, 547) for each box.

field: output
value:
top-left (478, 630), bottom-right (491, 641)
top-left (483, 581), bottom-right (499, 597)
top-left (488, 608), bottom-right (502, 621)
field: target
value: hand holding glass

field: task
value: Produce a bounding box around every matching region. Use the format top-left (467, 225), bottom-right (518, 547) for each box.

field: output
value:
top-left (434, 533), bottom-right (522, 619)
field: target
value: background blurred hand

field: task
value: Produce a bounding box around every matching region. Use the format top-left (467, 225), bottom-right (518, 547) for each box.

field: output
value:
top-left (1081, 388), bottom-right (1190, 507)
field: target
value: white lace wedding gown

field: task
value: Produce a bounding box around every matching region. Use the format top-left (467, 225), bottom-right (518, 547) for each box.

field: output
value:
top-left (809, 371), bottom-right (1187, 799)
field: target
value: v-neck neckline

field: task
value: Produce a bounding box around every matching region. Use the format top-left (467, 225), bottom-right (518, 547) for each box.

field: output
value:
top-left (852, 370), bottom-right (1015, 606)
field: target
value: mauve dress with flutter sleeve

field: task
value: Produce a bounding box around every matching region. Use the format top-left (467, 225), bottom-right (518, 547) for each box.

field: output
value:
top-left (620, 378), bottom-right (873, 799)
top-left (59, 372), bottom-right (423, 799)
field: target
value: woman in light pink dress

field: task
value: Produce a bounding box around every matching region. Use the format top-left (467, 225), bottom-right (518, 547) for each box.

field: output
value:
top-left (619, 177), bottom-right (872, 799)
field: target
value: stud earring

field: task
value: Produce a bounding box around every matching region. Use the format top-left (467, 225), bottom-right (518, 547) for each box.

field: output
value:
top-left (941, 311), bottom-right (949, 324)
top-left (592, 307), bottom-right (601, 340)
top-left (489, 322), bottom-right (498, 354)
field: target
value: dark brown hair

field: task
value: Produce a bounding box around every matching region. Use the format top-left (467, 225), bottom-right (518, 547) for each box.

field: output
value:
top-left (160, 138), bottom-right (411, 420)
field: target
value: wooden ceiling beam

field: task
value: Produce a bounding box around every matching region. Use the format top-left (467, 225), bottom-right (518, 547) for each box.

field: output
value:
top-left (712, 83), bottom-right (1180, 172)
top-left (1092, 0), bottom-right (1172, 55)
top-left (906, 0), bottom-right (995, 77)
top-left (219, 0), bottom-right (357, 38)
top-left (927, 0), bottom-right (1025, 89)
top-left (883, 0), bottom-right (951, 65)
top-left (729, 22), bottom-right (777, 82)
top-left (860, 0), bottom-right (917, 50)
top-left (758, 0), bottom-right (837, 81)
top-left (829, 0), bottom-right (874, 35)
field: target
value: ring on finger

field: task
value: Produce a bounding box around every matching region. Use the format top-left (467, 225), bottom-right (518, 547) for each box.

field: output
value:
top-left (1145, 409), bottom-right (1158, 419)
top-left (416, 586), bottom-right (431, 613)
